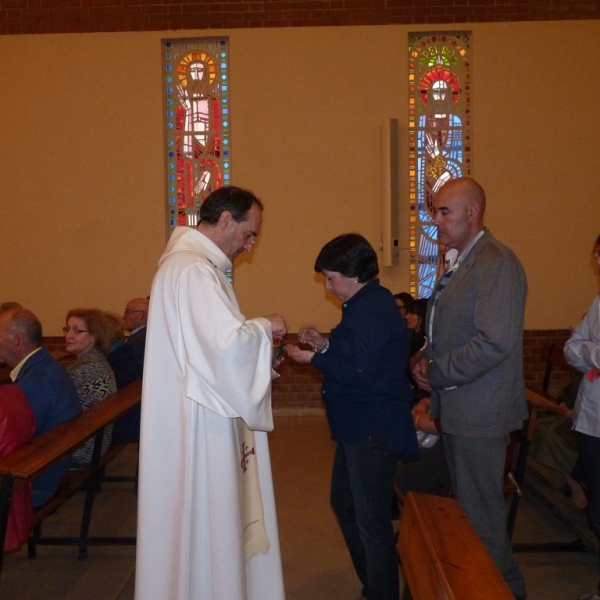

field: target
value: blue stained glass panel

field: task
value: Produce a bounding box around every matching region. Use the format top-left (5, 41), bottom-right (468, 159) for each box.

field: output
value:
top-left (408, 32), bottom-right (471, 298)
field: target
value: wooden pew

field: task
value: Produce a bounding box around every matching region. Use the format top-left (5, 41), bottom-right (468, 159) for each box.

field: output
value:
top-left (508, 342), bottom-right (592, 552)
top-left (49, 349), bottom-right (73, 363)
top-left (0, 378), bottom-right (142, 575)
top-left (503, 386), bottom-right (565, 538)
top-left (398, 491), bottom-right (514, 600)
top-left (539, 342), bottom-right (577, 394)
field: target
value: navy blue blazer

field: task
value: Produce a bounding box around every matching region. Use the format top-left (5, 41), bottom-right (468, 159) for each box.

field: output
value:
top-left (15, 348), bottom-right (81, 499)
top-left (107, 326), bottom-right (146, 443)
top-left (108, 326), bottom-right (146, 389)
top-left (312, 279), bottom-right (418, 459)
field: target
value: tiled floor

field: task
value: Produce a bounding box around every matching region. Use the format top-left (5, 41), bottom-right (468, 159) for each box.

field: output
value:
top-left (1, 415), bottom-right (598, 599)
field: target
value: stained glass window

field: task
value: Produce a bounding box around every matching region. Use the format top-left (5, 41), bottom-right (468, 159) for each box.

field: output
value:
top-left (408, 33), bottom-right (471, 298)
top-left (163, 37), bottom-right (231, 235)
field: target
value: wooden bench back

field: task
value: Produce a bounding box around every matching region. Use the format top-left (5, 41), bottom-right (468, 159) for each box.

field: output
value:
top-left (0, 379), bottom-right (142, 481)
top-left (525, 342), bottom-right (579, 443)
top-left (541, 342), bottom-right (578, 393)
top-left (525, 386), bottom-right (569, 444)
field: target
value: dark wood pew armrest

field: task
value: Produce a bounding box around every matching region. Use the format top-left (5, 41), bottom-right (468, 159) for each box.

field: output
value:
top-left (0, 379), bottom-right (142, 481)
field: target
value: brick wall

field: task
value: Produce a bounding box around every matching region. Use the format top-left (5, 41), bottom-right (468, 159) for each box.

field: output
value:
top-left (272, 350), bottom-right (325, 415)
top-left (42, 327), bottom-right (572, 414)
top-left (43, 335), bottom-right (69, 353)
top-left (271, 328), bottom-right (575, 414)
top-left (1, 0), bottom-right (599, 35)
top-left (523, 328), bottom-right (572, 396)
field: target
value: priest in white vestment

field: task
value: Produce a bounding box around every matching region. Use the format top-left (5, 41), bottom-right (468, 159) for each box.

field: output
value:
top-left (135, 187), bottom-right (288, 600)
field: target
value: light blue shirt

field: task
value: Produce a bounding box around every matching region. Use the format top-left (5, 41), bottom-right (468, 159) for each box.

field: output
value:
top-left (564, 294), bottom-right (600, 437)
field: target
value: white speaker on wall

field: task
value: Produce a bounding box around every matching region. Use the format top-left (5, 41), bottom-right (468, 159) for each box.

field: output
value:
top-left (382, 118), bottom-right (400, 267)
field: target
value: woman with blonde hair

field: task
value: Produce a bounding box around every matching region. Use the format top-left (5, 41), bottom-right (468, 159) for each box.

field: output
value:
top-left (104, 311), bottom-right (126, 354)
top-left (64, 308), bottom-right (117, 467)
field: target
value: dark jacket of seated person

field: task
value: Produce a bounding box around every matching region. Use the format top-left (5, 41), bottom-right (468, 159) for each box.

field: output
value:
top-left (108, 325), bottom-right (146, 443)
top-left (0, 384), bottom-right (36, 550)
top-left (15, 348), bottom-right (81, 507)
top-left (108, 326), bottom-right (145, 389)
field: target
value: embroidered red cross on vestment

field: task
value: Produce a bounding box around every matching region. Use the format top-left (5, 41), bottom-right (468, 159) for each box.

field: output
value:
top-left (240, 442), bottom-right (255, 473)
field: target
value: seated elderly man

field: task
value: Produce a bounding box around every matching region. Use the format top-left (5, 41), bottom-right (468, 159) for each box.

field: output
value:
top-left (108, 297), bottom-right (148, 443)
top-left (0, 309), bottom-right (81, 507)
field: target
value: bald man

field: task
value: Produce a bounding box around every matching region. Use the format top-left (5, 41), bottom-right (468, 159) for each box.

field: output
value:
top-left (108, 297), bottom-right (149, 443)
top-left (413, 177), bottom-right (528, 599)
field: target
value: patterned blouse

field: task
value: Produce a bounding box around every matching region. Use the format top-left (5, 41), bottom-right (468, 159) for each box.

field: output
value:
top-left (68, 346), bottom-right (117, 467)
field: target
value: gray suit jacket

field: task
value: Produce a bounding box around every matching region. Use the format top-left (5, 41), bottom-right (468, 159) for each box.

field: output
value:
top-left (425, 229), bottom-right (528, 437)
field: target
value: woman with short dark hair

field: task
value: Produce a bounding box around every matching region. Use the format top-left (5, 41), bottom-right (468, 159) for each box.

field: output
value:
top-left (287, 233), bottom-right (418, 600)
top-left (406, 297), bottom-right (429, 370)
top-left (393, 292), bottom-right (414, 318)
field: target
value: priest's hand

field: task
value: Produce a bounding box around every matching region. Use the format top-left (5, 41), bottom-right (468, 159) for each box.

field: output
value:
top-left (265, 314), bottom-right (288, 340)
top-left (285, 344), bottom-right (314, 364)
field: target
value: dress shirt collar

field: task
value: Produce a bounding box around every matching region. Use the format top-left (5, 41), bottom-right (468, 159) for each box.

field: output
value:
top-left (10, 346), bottom-right (42, 382)
top-left (129, 325), bottom-right (147, 337)
top-left (457, 228), bottom-right (486, 265)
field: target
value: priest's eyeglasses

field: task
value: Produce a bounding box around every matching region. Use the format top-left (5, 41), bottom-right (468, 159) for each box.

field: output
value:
top-left (62, 327), bottom-right (89, 335)
top-left (243, 230), bottom-right (257, 244)
top-left (123, 309), bottom-right (145, 315)
top-left (238, 222), bottom-right (257, 245)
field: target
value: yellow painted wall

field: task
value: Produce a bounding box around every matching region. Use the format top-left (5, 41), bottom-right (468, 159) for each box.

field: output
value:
top-left (0, 21), bottom-right (598, 335)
